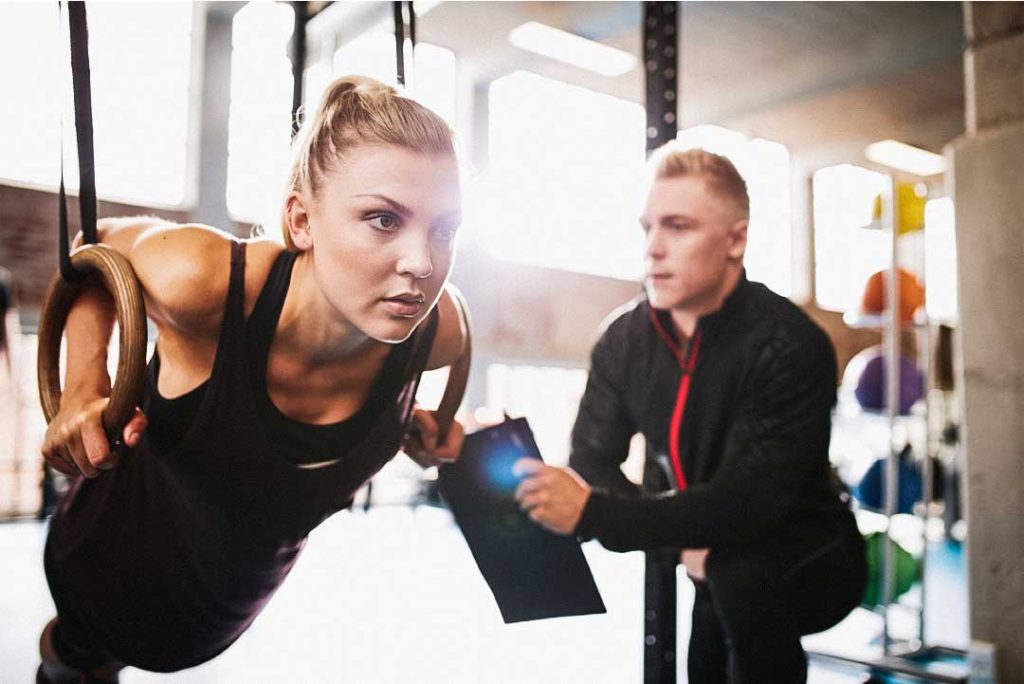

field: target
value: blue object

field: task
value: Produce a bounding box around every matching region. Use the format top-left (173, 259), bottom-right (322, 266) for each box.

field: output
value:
top-left (854, 447), bottom-right (923, 514)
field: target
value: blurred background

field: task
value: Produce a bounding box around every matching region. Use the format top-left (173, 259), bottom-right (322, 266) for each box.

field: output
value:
top-left (1, 2), bottom-right (1021, 682)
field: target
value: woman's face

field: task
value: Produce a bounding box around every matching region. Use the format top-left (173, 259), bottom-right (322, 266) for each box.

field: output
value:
top-left (301, 144), bottom-right (462, 343)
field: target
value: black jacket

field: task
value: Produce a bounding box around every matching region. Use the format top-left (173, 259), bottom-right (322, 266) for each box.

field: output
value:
top-left (571, 274), bottom-right (853, 552)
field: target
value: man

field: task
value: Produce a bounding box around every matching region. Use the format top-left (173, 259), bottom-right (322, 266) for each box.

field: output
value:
top-left (513, 146), bottom-right (866, 683)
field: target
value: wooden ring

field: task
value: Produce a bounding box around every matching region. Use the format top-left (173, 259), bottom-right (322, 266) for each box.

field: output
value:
top-left (37, 244), bottom-right (147, 436)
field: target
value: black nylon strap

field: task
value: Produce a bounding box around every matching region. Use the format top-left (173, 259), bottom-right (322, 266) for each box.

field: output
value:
top-left (393, 2), bottom-right (406, 86)
top-left (59, 1), bottom-right (98, 280)
top-left (392, 1), bottom-right (416, 88)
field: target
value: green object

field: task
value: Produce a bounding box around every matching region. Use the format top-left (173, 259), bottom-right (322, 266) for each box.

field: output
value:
top-left (862, 531), bottom-right (919, 608)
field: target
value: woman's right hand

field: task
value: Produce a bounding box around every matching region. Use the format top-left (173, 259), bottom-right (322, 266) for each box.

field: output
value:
top-left (41, 395), bottom-right (148, 478)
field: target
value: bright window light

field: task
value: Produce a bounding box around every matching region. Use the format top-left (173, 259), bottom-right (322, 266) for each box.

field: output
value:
top-left (0, 3), bottom-right (194, 206)
top-left (866, 139), bottom-right (947, 177)
top-left (486, 364), bottom-right (589, 466)
top-left (813, 164), bottom-right (892, 312)
top-left (319, 32), bottom-right (457, 126)
top-left (925, 197), bottom-right (958, 322)
top-left (676, 126), bottom-right (792, 297)
top-left (414, 1), bottom-right (443, 17)
top-left (508, 22), bottom-right (636, 77)
top-left (468, 70), bottom-right (646, 281)
top-left (226, 2), bottom-right (295, 225)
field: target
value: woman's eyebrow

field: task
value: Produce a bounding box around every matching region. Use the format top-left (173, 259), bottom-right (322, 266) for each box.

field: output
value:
top-left (351, 194), bottom-right (413, 217)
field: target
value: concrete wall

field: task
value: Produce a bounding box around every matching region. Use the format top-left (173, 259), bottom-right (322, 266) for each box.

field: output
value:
top-left (948, 2), bottom-right (1024, 680)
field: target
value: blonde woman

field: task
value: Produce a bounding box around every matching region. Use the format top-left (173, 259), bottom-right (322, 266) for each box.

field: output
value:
top-left (38, 76), bottom-right (466, 682)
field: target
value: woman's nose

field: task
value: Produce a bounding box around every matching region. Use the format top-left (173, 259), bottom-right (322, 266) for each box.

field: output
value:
top-left (396, 231), bottom-right (434, 279)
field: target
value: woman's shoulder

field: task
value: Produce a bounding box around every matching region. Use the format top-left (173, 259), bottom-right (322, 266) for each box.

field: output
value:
top-left (130, 225), bottom-right (285, 338)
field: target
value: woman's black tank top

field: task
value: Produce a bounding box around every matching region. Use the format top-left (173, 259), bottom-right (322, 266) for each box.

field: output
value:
top-left (44, 242), bottom-right (438, 672)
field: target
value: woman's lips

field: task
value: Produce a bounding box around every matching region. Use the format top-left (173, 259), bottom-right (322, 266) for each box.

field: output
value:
top-left (382, 295), bottom-right (424, 318)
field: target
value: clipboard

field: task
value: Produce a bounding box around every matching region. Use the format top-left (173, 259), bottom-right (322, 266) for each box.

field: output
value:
top-left (437, 417), bottom-right (606, 623)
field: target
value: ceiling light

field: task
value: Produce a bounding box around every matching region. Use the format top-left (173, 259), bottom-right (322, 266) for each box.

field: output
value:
top-left (865, 139), bottom-right (947, 177)
top-left (508, 21), bottom-right (636, 77)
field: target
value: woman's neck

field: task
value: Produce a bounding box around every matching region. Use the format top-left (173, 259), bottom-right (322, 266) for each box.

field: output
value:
top-left (275, 252), bottom-right (378, 366)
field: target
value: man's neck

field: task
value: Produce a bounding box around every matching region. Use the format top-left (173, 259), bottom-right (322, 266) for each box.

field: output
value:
top-left (669, 266), bottom-right (743, 339)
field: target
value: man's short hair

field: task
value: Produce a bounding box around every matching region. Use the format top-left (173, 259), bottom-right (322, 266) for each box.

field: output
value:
top-left (649, 144), bottom-right (750, 218)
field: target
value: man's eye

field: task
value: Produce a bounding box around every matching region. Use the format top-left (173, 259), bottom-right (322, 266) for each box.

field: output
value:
top-left (369, 213), bottom-right (400, 231)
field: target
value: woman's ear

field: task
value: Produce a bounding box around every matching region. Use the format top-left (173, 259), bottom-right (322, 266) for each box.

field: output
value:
top-left (285, 191), bottom-right (314, 251)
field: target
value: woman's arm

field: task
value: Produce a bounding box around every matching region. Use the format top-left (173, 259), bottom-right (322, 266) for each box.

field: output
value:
top-left (41, 218), bottom-right (236, 478)
top-left (403, 284), bottom-right (469, 467)
top-left (424, 284), bottom-right (468, 371)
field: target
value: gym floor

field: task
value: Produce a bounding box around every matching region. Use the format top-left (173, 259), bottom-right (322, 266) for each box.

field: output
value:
top-left (1, 502), bottom-right (967, 683)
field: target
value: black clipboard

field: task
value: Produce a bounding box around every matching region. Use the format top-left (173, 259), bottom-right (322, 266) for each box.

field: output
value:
top-left (437, 417), bottom-right (606, 623)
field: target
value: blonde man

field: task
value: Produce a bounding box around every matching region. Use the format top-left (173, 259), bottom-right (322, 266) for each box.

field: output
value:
top-left (515, 146), bottom-right (866, 683)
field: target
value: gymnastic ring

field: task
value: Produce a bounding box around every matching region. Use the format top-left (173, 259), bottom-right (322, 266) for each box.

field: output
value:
top-left (37, 244), bottom-right (148, 437)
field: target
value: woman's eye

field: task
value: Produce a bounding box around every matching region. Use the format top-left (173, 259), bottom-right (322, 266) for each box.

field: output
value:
top-left (432, 225), bottom-right (458, 242)
top-left (368, 213), bottom-right (400, 232)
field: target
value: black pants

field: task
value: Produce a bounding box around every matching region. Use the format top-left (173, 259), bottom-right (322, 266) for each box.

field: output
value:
top-left (687, 516), bottom-right (866, 684)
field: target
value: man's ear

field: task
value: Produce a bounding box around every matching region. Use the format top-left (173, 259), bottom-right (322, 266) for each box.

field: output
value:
top-left (285, 191), bottom-right (314, 251)
top-left (727, 217), bottom-right (748, 261)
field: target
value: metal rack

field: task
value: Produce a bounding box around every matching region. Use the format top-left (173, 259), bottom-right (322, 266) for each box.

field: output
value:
top-left (810, 173), bottom-right (968, 683)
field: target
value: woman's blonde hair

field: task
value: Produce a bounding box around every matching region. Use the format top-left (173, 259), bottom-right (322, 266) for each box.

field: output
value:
top-left (281, 75), bottom-right (455, 250)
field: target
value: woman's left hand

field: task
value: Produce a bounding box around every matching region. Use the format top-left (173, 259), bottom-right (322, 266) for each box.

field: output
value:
top-left (403, 409), bottom-right (465, 468)
top-left (512, 459), bottom-right (591, 535)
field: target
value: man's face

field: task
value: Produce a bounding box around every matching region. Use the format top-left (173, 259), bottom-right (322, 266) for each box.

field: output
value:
top-left (639, 174), bottom-right (748, 313)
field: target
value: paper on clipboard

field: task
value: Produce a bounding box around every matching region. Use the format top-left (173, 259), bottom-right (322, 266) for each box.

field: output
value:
top-left (437, 417), bottom-right (606, 623)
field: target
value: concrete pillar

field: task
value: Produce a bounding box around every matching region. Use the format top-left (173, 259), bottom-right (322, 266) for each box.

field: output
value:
top-left (193, 3), bottom-right (239, 232)
top-left (947, 3), bottom-right (1024, 680)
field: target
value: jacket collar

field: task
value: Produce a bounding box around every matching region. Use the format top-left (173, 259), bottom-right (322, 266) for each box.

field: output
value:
top-left (647, 270), bottom-right (752, 351)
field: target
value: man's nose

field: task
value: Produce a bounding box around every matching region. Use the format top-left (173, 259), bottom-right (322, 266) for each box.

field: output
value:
top-left (645, 227), bottom-right (666, 260)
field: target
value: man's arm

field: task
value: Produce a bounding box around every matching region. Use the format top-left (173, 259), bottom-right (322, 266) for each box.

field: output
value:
top-left (576, 331), bottom-right (838, 551)
top-left (567, 319), bottom-right (641, 497)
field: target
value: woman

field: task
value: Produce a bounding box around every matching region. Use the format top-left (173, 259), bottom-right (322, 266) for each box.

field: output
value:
top-left (38, 75), bottom-right (467, 682)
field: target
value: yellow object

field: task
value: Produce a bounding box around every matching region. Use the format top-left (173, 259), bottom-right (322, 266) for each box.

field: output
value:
top-left (866, 183), bottom-right (927, 234)
top-left (897, 182), bottom-right (927, 235)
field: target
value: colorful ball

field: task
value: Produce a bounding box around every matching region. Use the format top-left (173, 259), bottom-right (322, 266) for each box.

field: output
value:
top-left (861, 268), bottom-right (925, 325)
top-left (862, 531), bottom-right (919, 608)
top-left (854, 352), bottom-right (924, 415)
top-left (853, 450), bottom-right (923, 515)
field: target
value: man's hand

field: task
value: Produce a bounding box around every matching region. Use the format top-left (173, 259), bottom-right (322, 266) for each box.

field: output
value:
top-left (512, 459), bottom-right (591, 535)
top-left (681, 548), bottom-right (710, 582)
top-left (402, 409), bottom-right (465, 468)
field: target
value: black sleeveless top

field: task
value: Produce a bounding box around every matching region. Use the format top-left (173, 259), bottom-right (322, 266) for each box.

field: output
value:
top-left (44, 242), bottom-right (438, 672)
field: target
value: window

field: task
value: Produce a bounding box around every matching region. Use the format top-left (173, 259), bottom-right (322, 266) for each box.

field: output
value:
top-left (468, 70), bottom-right (647, 281)
top-left (309, 30), bottom-right (457, 127)
top-left (676, 125), bottom-right (792, 297)
top-left (924, 198), bottom-right (957, 322)
top-left (485, 363), bottom-right (589, 466)
top-left (0, 3), bottom-right (195, 206)
top-left (813, 164), bottom-right (892, 312)
top-left (226, 2), bottom-right (296, 223)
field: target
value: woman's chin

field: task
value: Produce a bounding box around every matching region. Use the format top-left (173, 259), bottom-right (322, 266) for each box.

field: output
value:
top-left (361, 317), bottom-right (422, 345)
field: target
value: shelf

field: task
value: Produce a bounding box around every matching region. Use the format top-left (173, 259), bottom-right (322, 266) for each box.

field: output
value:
top-left (843, 311), bottom-right (930, 331)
